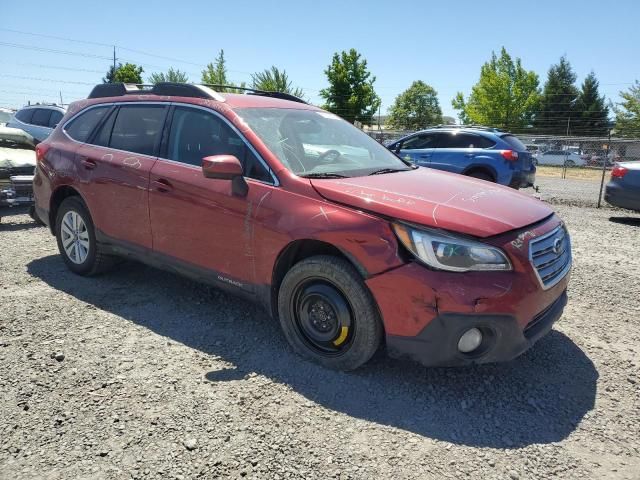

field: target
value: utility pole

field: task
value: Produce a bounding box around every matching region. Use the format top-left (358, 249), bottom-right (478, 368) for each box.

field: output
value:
top-left (597, 127), bottom-right (612, 208)
top-left (113, 46), bottom-right (117, 78)
top-left (59, 91), bottom-right (63, 106)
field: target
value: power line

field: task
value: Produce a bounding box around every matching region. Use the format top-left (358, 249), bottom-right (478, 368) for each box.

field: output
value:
top-left (0, 74), bottom-right (95, 86)
top-left (0, 41), bottom-right (112, 60)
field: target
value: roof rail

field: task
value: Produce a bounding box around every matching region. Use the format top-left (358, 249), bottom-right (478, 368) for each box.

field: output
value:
top-left (87, 82), bottom-right (306, 104)
top-left (431, 124), bottom-right (505, 132)
top-left (200, 84), bottom-right (308, 104)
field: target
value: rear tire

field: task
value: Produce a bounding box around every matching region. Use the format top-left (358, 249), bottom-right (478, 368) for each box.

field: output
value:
top-left (55, 196), bottom-right (114, 276)
top-left (277, 255), bottom-right (383, 371)
top-left (467, 171), bottom-right (494, 182)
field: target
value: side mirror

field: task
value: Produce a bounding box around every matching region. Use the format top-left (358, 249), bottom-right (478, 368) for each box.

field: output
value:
top-left (202, 155), bottom-right (248, 197)
top-left (202, 155), bottom-right (243, 180)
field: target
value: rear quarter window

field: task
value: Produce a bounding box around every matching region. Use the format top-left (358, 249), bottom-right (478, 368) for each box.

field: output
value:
top-left (64, 106), bottom-right (110, 143)
top-left (48, 110), bottom-right (64, 128)
top-left (501, 134), bottom-right (527, 151)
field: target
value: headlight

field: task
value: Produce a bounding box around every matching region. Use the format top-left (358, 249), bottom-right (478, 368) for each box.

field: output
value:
top-left (392, 223), bottom-right (512, 272)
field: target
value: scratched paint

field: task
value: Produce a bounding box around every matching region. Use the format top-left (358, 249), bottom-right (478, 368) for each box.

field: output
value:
top-left (310, 206), bottom-right (338, 223)
top-left (123, 157), bottom-right (142, 169)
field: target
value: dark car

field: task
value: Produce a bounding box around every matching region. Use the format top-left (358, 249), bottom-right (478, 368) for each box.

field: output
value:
top-left (33, 82), bottom-right (570, 371)
top-left (605, 162), bottom-right (640, 212)
top-left (386, 126), bottom-right (536, 188)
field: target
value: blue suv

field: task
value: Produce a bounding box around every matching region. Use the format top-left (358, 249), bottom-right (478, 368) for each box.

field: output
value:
top-left (387, 126), bottom-right (535, 189)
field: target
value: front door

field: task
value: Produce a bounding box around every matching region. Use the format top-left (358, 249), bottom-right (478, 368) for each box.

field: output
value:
top-left (149, 105), bottom-right (276, 289)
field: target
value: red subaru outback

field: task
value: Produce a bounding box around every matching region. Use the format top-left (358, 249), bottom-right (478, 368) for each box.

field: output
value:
top-left (33, 83), bottom-right (571, 370)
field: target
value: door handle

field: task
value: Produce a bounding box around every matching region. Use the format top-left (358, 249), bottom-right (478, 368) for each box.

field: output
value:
top-left (153, 179), bottom-right (174, 193)
top-left (419, 154), bottom-right (431, 158)
top-left (464, 153), bottom-right (475, 158)
top-left (80, 158), bottom-right (97, 170)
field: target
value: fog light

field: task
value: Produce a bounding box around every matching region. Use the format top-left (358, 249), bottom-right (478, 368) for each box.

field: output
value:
top-left (458, 328), bottom-right (483, 353)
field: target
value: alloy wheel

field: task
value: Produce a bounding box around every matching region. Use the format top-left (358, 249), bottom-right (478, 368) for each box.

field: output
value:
top-left (60, 211), bottom-right (90, 264)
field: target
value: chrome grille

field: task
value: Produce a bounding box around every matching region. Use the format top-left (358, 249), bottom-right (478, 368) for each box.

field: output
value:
top-left (529, 225), bottom-right (571, 289)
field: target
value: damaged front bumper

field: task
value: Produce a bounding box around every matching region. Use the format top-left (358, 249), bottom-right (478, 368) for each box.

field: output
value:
top-left (366, 215), bottom-right (570, 367)
top-left (384, 290), bottom-right (567, 366)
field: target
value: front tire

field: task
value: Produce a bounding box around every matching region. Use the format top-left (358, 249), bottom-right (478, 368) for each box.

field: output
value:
top-left (277, 255), bottom-right (383, 371)
top-left (55, 196), bottom-right (113, 276)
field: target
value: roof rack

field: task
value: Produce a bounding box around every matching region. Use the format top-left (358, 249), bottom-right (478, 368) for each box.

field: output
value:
top-left (87, 82), bottom-right (307, 104)
top-left (431, 124), bottom-right (505, 132)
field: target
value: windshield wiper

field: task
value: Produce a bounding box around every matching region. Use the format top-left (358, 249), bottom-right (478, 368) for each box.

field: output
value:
top-left (368, 168), bottom-right (411, 176)
top-left (299, 172), bottom-right (348, 179)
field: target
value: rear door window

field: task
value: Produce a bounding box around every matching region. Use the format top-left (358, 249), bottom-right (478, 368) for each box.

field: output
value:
top-left (31, 109), bottom-right (53, 127)
top-left (65, 106), bottom-right (110, 143)
top-left (438, 133), bottom-right (485, 148)
top-left (109, 105), bottom-right (167, 156)
top-left (15, 108), bottom-right (35, 124)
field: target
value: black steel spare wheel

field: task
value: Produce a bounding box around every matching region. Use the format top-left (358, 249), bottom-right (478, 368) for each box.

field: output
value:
top-left (277, 255), bottom-right (383, 371)
top-left (293, 281), bottom-right (353, 354)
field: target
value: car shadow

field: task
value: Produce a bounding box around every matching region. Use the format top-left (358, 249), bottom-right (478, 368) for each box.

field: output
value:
top-left (609, 216), bottom-right (640, 227)
top-left (0, 207), bottom-right (41, 231)
top-left (27, 255), bottom-right (598, 449)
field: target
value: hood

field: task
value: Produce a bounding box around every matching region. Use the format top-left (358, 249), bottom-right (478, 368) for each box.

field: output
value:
top-left (0, 147), bottom-right (36, 168)
top-left (310, 168), bottom-right (553, 238)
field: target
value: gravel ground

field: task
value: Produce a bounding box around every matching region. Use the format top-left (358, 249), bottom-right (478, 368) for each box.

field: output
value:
top-left (527, 175), bottom-right (605, 208)
top-left (1, 203), bottom-right (639, 480)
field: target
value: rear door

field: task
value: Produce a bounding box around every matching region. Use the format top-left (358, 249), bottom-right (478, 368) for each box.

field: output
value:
top-left (149, 104), bottom-right (277, 289)
top-left (396, 133), bottom-right (438, 165)
top-left (429, 132), bottom-right (484, 173)
top-left (74, 103), bottom-right (168, 249)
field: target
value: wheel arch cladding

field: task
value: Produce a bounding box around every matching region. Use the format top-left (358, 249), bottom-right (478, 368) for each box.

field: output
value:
top-left (270, 239), bottom-right (369, 319)
top-left (49, 185), bottom-right (85, 235)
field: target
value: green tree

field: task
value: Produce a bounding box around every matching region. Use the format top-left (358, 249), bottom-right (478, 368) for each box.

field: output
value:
top-left (102, 64), bottom-right (118, 83)
top-left (201, 50), bottom-right (245, 92)
top-left (103, 63), bottom-right (144, 84)
top-left (614, 80), bottom-right (640, 137)
top-left (251, 66), bottom-right (304, 98)
top-left (148, 67), bottom-right (189, 84)
top-left (387, 81), bottom-right (442, 129)
top-left (452, 47), bottom-right (540, 130)
top-left (320, 49), bottom-right (381, 125)
top-left (572, 72), bottom-right (609, 136)
top-left (534, 56), bottom-right (579, 134)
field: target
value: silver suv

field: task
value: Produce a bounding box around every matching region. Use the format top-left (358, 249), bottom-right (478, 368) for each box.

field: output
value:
top-left (7, 104), bottom-right (66, 143)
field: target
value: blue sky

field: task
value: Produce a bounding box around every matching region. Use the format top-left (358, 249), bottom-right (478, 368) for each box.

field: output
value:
top-left (2, 0), bottom-right (639, 119)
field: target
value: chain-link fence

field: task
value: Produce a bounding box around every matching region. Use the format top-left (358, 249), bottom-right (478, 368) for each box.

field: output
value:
top-left (364, 128), bottom-right (639, 208)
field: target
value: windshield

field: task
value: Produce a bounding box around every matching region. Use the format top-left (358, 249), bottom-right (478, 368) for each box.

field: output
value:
top-left (235, 108), bottom-right (411, 177)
